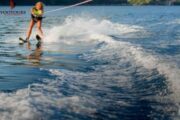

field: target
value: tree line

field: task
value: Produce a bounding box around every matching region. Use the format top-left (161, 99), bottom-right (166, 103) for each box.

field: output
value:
top-left (0, 0), bottom-right (180, 5)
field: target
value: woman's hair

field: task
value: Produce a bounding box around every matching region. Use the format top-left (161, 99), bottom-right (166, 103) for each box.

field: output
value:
top-left (35, 2), bottom-right (44, 10)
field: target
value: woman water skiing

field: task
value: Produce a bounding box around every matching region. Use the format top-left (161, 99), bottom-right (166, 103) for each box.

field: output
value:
top-left (19, 0), bottom-right (93, 44)
top-left (20, 2), bottom-right (44, 43)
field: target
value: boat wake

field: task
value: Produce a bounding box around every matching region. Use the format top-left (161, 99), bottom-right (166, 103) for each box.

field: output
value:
top-left (0, 16), bottom-right (179, 120)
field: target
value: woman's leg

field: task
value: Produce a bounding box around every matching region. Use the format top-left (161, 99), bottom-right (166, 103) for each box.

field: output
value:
top-left (37, 20), bottom-right (43, 39)
top-left (26, 19), bottom-right (35, 41)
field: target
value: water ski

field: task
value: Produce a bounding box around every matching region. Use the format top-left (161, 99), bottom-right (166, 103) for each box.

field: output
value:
top-left (19, 37), bottom-right (27, 45)
top-left (36, 35), bottom-right (42, 42)
top-left (19, 35), bottom-right (41, 45)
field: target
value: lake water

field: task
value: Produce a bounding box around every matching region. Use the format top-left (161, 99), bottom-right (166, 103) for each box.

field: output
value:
top-left (0, 6), bottom-right (180, 120)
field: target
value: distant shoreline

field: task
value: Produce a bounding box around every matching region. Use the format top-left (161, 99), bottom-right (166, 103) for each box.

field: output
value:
top-left (0, 5), bottom-right (180, 6)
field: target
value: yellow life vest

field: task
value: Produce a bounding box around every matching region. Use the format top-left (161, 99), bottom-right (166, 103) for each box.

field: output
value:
top-left (32, 7), bottom-right (43, 16)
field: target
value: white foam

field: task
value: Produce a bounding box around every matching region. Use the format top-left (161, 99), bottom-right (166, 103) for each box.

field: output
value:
top-left (168, 19), bottom-right (180, 25)
top-left (44, 16), bottom-right (144, 44)
top-left (0, 81), bottom-right (96, 120)
top-left (84, 36), bottom-right (180, 101)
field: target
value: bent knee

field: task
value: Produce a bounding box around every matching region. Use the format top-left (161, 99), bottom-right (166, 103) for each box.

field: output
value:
top-left (37, 26), bottom-right (42, 30)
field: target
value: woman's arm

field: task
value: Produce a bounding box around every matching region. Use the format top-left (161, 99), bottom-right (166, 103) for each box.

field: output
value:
top-left (31, 8), bottom-right (34, 15)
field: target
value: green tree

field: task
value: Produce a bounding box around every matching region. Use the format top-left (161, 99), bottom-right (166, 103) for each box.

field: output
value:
top-left (128, 0), bottom-right (152, 5)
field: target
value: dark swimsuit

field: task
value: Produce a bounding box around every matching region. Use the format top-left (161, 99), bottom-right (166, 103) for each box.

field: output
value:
top-left (31, 14), bottom-right (43, 22)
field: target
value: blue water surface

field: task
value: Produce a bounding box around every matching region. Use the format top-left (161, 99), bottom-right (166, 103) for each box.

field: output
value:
top-left (0, 6), bottom-right (179, 120)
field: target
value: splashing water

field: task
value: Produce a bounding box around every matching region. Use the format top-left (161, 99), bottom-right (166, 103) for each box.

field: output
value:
top-left (0, 6), bottom-right (180, 120)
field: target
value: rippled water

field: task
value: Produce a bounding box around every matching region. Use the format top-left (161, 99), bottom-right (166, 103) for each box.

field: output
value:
top-left (0, 6), bottom-right (180, 120)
